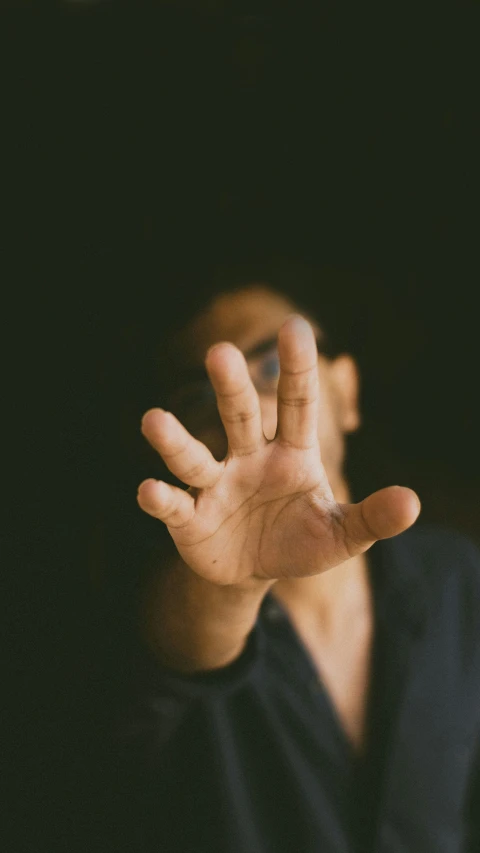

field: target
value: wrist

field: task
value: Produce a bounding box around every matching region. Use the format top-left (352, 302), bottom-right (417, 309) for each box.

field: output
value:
top-left (138, 557), bottom-right (274, 674)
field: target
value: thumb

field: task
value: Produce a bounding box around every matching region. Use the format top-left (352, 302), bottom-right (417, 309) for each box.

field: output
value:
top-left (341, 485), bottom-right (421, 554)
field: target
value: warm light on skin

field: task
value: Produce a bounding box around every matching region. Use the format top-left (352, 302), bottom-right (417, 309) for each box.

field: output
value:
top-left (141, 282), bottom-right (419, 629)
top-left (140, 284), bottom-right (385, 751)
top-left (137, 281), bottom-right (421, 755)
top-left (172, 283), bottom-right (361, 498)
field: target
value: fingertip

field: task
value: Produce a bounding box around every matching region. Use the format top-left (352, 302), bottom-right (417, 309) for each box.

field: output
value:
top-left (137, 477), bottom-right (157, 492)
top-left (390, 485), bottom-right (421, 521)
top-left (205, 341), bottom-right (242, 372)
top-left (373, 485), bottom-right (422, 539)
top-left (278, 315), bottom-right (317, 362)
top-left (280, 314), bottom-right (313, 336)
top-left (137, 478), bottom-right (167, 515)
top-left (404, 486), bottom-right (422, 524)
top-left (141, 408), bottom-right (166, 431)
top-left (206, 341), bottom-right (229, 357)
top-left (137, 479), bottom-right (158, 507)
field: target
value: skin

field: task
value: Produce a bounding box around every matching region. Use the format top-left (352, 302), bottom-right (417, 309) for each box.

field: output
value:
top-left (137, 284), bottom-right (421, 749)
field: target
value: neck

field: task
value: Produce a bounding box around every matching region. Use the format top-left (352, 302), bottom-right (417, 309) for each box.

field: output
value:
top-left (272, 475), bottom-right (372, 631)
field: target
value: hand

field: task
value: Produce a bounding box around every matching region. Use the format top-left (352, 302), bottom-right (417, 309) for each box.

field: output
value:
top-left (137, 315), bottom-right (420, 585)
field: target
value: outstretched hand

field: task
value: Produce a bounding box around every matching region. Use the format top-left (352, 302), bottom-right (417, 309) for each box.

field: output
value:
top-left (138, 315), bottom-right (420, 585)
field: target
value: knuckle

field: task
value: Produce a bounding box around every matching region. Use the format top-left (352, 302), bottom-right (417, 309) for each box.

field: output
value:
top-left (181, 459), bottom-right (207, 481)
top-left (359, 502), bottom-right (379, 541)
top-left (217, 381), bottom-right (251, 400)
top-left (277, 438), bottom-right (316, 450)
top-left (222, 408), bottom-right (258, 425)
top-left (162, 494), bottom-right (183, 522)
top-left (278, 394), bottom-right (317, 408)
top-left (231, 440), bottom-right (264, 456)
top-left (163, 439), bottom-right (190, 461)
top-left (164, 501), bottom-right (194, 529)
top-left (280, 363), bottom-right (317, 377)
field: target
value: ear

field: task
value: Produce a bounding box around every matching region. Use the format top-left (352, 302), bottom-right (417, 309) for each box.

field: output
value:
top-left (329, 354), bottom-right (361, 434)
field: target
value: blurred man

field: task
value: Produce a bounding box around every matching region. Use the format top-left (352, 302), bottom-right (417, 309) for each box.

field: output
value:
top-left (99, 278), bottom-right (480, 853)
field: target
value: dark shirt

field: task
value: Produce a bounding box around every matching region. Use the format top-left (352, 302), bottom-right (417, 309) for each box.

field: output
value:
top-left (71, 525), bottom-right (480, 853)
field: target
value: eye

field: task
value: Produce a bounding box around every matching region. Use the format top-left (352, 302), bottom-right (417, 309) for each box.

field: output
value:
top-left (259, 350), bottom-right (281, 381)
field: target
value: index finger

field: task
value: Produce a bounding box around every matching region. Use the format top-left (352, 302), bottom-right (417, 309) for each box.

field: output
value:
top-left (275, 315), bottom-right (320, 450)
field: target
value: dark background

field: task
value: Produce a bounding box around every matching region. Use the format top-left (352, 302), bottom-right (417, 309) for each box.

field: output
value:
top-left (4, 2), bottom-right (480, 821)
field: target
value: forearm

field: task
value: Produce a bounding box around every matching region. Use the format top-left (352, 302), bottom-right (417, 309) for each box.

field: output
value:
top-left (139, 557), bottom-right (275, 674)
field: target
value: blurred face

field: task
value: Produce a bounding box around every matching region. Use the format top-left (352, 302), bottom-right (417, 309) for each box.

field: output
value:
top-left (166, 284), bottom-right (360, 488)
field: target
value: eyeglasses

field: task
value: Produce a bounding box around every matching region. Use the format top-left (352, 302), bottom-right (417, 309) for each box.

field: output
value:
top-left (165, 336), bottom-right (331, 430)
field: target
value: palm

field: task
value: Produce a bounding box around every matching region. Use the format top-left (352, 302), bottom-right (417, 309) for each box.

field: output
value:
top-left (138, 316), bottom-right (420, 584)
top-left (176, 442), bottom-right (336, 583)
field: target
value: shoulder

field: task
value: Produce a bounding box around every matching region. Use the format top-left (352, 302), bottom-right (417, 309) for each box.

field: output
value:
top-left (397, 522), bottom-right (480, 580)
